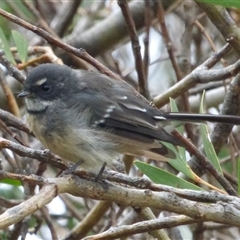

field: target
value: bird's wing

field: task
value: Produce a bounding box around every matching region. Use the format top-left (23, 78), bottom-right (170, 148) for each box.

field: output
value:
top-left (70, 72), bottom-right (183, 147)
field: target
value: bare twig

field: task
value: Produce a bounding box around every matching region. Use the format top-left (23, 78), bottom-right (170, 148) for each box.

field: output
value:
top-left (0, 137), bottom-right (68, 170)
top-left (118, 0), bottom-right (149, 98)
top-left (16, 46), bottom-right (63, 69)
top-left (0, 51), bottom-right (26, 84)
top-left (2, 149), bottom-right (18, 170)
top-left (50, 0), bottom-right (83, 37)
top-left (0, 184), bottom-right (57, 229)
top-left (0, 119), bottom-right (27, 147)
top-left (211, 73), bottom-right (240, 153)
top-left (0, 109), bottom-right (30, 134)
top-left (64, 201), bottom-right (112, 240)
top-left (143, 0), bottom-right (152, 84)
top-left (40, 207), bottom-right (59, 240)
top-left (0, 69), bottom-right (20, 117)
top-left (0, 8), bottom-right (121, 81)
top-left (22, 0), bottom-right (59, 38)
top-left (196, 2), bottom-right (240, 57)
top-left (157, 1), bottom-right (182, 81)
top-left (59, 195), bottom-right (83, 221)
top-left (154, 49), bottom-right (240, 108)
top-left (82, 215), bottom-right (199, 240)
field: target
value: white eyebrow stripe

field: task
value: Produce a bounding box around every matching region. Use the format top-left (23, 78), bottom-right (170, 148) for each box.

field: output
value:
top-left (35, 78), bottom-right (47, 86)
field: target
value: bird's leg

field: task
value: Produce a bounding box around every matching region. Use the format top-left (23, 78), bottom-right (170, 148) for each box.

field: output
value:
top-left (59, 159), bottom-right (84, 177)
top-left (95, 162), bottom-right (107, 182)
top-left (94, 162), bottom-right (109, 190)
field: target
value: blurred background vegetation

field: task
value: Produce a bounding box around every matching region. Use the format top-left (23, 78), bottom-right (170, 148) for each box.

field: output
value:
top-left (0, 0), bottom-right (240, 239)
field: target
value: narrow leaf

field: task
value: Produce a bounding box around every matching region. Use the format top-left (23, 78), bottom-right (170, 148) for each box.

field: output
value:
top-left (197, 0), bottom-right (240, 8)
top-left (0, 179), bottom-right (22, 186)
top-left (199, 91), bottom-right (222, 173)
top-left (135, 161), bottom-right (201, 191)
top-left (12, 30), bottom-right (28, 63)
top-left (0, 28), bottom-right (15, 64)
top-left (169, 98), bottom-right (186, 161)
top-left (162, 142), bottom-right (194, 179)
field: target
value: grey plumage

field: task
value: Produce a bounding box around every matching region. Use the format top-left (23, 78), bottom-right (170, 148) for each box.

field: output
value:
top-left (18, 64), bottom-right (240, 172)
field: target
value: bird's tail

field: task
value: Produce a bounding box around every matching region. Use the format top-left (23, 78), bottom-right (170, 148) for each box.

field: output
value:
top-left (158, 112), bottom-right (240, 125)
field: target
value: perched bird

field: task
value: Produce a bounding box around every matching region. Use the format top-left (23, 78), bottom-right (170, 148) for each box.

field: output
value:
top-left (18, 64), bottom-right (240, 172)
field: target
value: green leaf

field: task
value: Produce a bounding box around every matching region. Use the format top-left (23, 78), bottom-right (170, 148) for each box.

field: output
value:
top-left (197, 0), bottom-right (240, 8)
top-left (169, 98), bottom-right (186, 161)
top-left (135, 161), bottom-right (201, 191)
top-left (0, 179), bottom-right (22, 186)
top-left (0, 3), bottom-right (15, 40)
top-left (169, 97), bottom-right (184, 134)
top-left (164, 98), bottom-right (193, 176)
top-left (162, 142), bottom-right (195, 179)
top-left (0, 28), bottom-right (16, 64)
top-left (199, 91), bottom-right (222, 174)
top-left (169, 98), bottom-right (179, 112)
top-left (200, 124), bottom-right (222, 173)
top-left (7, 2), bottom-right (35, 21)
top-left (12, 30), bottom-right (28, 63)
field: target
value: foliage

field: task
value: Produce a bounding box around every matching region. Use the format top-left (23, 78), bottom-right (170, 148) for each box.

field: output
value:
top-left (0, 1), bottom-right (240, 239)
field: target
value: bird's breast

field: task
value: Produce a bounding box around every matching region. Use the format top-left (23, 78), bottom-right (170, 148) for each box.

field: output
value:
top-left (26, 112), bottom-right (54, 149)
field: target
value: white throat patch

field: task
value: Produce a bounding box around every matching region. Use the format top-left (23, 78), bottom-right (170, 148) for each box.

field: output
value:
top-left (25, 97), bottom-right (53, 112)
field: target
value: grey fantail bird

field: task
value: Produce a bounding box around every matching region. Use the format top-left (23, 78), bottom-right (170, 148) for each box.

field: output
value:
top-left (18, 64), bottom-right (240, 172)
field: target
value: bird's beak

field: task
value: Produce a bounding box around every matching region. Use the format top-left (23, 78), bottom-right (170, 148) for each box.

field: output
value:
top-left (18, 90), bottom-right (34, 98)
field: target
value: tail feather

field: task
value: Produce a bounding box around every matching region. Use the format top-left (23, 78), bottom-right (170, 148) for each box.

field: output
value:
top-left (158, 112), bottom-right (240, 125)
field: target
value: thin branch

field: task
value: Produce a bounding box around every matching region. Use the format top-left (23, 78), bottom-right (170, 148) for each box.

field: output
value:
top-left (0, 137), bottom-right (68, 170)
top-left (0, 51), bottom-right (26, 84)
top-left (59, 195), bottom-right (83, 221)
top-left (0, 8), bottom-right (121, 81)
top-left (82, 215), bottom-right (199, 240)
top-left (153, 48), bottom-right (240, 108)
top-left (203, 43), bottom-right (232, 68)
top-left (0, 119), bottom-right (27, 147)
top-left (211, 73), bottom-right (240, 154)
top-left (64, 201), bottom-right (112, 240)
top-left (0, 69), bottom-right (20, 117)
top-left (50, 0), bottom-right (83, 37)
top-left (40, 207), bottom-right (59, 240)
top-left (143, 0), bottom-right (151, 81)
top-left (157, 1), bottom-right (182, 81)
top-left (118, 0), bottom-right (149, 98)
top-left (0, 109), bottom-right (30, 134)
top-left (0, 184), bottom-right (57, 229)
top-left (22, 0), bottom-right (59, 38)
top-left (196, 1), bottom-right (240, 57)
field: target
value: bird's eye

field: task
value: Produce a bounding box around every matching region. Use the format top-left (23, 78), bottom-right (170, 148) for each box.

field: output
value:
top-left (41, 83), bottom-right (51, 93)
